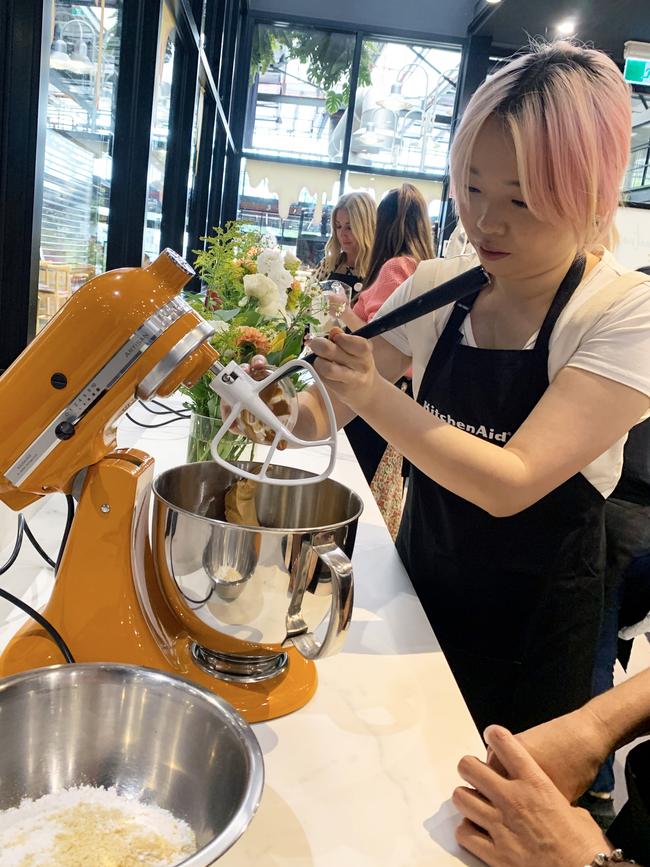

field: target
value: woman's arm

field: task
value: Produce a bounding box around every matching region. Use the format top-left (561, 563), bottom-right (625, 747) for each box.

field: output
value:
top-left (339, 304), bottom-right (366, 332)
top-left (308, 331), bottom-right (650, 516)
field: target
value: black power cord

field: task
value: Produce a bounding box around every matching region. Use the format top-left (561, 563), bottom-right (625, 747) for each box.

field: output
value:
top-left (0, 588), bottom-right (74, 664)
top-left (137, 398), bottom-right (189, 418)
top-left (126, 413), bottom-right (188, 429)
top-left (55, 495), bottom-right (75, 576)
top-left (0, 494), bottom-right (76, 663)
top-left (23, 522), bottom-right (56, 569)
top-left (126, 398), bottom-right (190, 429)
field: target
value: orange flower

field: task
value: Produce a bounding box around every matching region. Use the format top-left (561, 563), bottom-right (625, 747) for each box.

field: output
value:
top-left (235, 326), bottom-right (271, 355)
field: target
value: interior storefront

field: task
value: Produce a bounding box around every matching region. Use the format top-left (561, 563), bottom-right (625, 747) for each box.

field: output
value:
top-left (2, 0), bottom-right (650, 364)
top-left (1, 1), bottom-right (650, 865)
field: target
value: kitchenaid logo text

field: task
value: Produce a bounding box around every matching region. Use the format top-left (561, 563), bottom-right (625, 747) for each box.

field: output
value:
top-left (423, 401), bottom-right (512, 443)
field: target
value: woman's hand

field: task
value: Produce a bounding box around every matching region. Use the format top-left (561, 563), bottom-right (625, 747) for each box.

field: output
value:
top-left (308, 327), bottom-right (383, 414)
top-left (326, 285), bottom-right (349, 318)
top-left (454, 725), bottom-right (612, 867)
top-left (219, 355), bottom-right (290, 446)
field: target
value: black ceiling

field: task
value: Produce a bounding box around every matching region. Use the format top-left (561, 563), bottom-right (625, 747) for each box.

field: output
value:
top-left (471, 0), bottom-right (650, 63)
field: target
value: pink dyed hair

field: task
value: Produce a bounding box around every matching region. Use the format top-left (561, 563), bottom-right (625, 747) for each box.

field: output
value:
top-left (449, 41), bottom-right (632, 250)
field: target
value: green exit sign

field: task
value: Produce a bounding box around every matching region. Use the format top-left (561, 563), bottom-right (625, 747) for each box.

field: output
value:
top-left (625, 57), bottom-right (650, 85)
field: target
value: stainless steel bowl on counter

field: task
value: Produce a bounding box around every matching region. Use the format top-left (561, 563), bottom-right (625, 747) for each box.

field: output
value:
top-left (151, 461), bottom-right (363, 683)
top-left (0, 663), bottom-right (264, 865)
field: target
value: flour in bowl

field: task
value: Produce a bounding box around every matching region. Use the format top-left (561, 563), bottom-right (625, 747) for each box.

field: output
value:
top-left (0, 785), bottom-right (197, 866)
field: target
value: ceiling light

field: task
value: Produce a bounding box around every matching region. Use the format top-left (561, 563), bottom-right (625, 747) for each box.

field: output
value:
top-left (50, 36), bottom-right (70, 69)
top-left (485, 0), bottom-right (502, 5)
top-left (377, 83), bottom-right (416, 113)
top-left (556, 19), bottom-right (577, 36)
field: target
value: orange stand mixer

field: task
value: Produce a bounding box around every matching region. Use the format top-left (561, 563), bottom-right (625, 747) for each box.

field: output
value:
top-left (0, 249), bottom-right (357, 722)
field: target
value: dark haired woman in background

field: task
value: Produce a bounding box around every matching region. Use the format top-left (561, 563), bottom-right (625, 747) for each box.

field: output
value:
top-left (332, 183), bottom-right (435, 533)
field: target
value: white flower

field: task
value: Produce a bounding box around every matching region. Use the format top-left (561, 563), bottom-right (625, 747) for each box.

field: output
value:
top-left (243, 273), bottom-right (287, 318)
top-left (244, 272), bottom-right (277, 300)
top-left (206, 319), bottom-right (230, 334)
top-left (256, 249), bottom-right (293, 292)
top-left (268, 266), bottom-right (293, 291)
top-left (283, 251), bottom-right (300, 269)
top-left (256, 248), bottom-right (283, 272)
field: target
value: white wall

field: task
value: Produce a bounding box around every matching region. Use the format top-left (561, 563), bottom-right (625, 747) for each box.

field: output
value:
top-left (247, 0), bottom-right (475, 40)
top-left (614, 206), bottom-right (650, 270)
top-left (0, 503), bottom-right (19, 552)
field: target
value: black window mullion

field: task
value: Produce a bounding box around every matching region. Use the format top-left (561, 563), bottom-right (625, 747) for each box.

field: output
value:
top-left (339, 32), bottom-right (364, 195)
top-left (186, 87), bottom-right (216, 278)
top-left (220, 1), bottom-right (252, 224)
top-left (0, 0), bottom-right (50, 369)
top-left (438, 33), bottom-right (491, 252)
top-left (159, 10), bottom-right (200, 254)
top-left (106, 0), bottom-right (161, 270)
top-left (206, 0), bottom-right (234, 232)
top-left (203, 0), bottom-right (227, 85)
top-left (186, 0), bottom-right (226, 266)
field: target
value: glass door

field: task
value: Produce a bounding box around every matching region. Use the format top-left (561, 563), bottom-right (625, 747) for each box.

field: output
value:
top-left (38, 0), bottom-right (123, 331)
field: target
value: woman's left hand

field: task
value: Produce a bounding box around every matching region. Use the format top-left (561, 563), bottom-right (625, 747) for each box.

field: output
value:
top-left (308, 327), bottom-right (382, 413)
top-left (326, 285), bottom-right (349, 318)
top-left (453, 725), bottom-right (612, 867)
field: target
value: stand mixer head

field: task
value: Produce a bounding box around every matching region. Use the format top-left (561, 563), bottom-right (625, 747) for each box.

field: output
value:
top-left (0, 250), bottom-right (354, 721)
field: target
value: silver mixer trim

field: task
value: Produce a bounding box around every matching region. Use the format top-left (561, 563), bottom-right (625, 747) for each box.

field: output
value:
top-left (6, 297), bottom-right (212, 487)
top-left (137, 321), bottom-right (213, 400)
top-left (191, 644), bottom-right (290, 683)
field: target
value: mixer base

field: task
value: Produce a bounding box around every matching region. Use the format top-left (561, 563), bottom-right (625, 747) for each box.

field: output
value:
top-left (0, 450), bottom-right (319, 723)
top-left (0, 630), bottom-right (318, 723)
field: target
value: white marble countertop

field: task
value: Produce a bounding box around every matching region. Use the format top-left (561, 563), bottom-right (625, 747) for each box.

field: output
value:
top-left (0, 402), bottom-right (483, 866)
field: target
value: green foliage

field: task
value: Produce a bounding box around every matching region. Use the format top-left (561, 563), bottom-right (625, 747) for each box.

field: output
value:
top-left (182, 221), bottom-right (319, 419)
top-left (193, 221), bottom-right (265, 312)
top-left (249, 26), bottom-right (378, 115)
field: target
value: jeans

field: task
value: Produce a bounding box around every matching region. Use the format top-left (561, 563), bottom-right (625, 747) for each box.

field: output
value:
top-left (590, 585), bottom-right (621, 793)
top-left (590, 498), bottom-right (650, 794)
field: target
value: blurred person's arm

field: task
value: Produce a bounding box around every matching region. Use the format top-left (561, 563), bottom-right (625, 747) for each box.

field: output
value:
top-left (512, 667), bottom-right (650, 803)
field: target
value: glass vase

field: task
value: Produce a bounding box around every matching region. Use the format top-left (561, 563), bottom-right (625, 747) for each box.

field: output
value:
top-left (186, 412), bottom-right (255, 464)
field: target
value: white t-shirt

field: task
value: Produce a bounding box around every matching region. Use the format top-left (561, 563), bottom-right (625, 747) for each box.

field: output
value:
top-left (378, 249), bottom-right (650, 497)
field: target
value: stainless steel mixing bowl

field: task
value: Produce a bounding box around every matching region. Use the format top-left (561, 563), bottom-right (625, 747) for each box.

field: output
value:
top-left (0, 663), bottom-right (264, 865)
top-left (151, 461), bottom-right (363, 682)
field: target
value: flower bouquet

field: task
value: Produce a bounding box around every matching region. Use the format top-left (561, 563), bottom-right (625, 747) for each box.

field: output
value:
top-left (182, 221), bottom-right (320, 464)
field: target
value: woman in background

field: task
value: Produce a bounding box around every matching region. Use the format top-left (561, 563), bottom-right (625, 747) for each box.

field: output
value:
top-left (313, 191), bottom-right (376, 293)
top-left (349, 183), bottom-right (434, 323)
top-left (334, 183), bottom-right (435, 534)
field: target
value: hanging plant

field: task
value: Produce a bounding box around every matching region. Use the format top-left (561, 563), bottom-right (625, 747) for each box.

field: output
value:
top-left (250, 25), bottom-right (378, 115)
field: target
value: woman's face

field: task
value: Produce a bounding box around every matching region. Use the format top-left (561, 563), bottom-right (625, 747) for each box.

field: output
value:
top-left (334, 208), bottom-right (359, 264)
top-left (456, 116), bottom-right (579, 281)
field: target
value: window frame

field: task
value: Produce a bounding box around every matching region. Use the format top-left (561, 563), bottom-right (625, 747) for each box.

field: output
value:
top-left (224, 11), bottom-right (465, 228)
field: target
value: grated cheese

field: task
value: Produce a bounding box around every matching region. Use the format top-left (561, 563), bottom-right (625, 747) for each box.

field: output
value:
top-left (0, 786), bottom-right (197, 866)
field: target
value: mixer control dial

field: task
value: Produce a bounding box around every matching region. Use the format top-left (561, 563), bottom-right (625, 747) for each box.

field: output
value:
top-left (54, 421), bottom-right (76, 440)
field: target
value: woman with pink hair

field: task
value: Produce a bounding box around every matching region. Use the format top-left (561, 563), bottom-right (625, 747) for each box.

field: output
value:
top-left (294, 41), bottom-right (650, 741)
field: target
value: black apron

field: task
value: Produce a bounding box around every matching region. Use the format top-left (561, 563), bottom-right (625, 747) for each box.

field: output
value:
top-left (397, 257), bottom-right (605, 734)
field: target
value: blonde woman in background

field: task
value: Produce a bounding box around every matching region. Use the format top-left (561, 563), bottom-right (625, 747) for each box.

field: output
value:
top-left (330, 183), bottom-right (435, 536)
top-left (313, 191), bottom-right (376, 292)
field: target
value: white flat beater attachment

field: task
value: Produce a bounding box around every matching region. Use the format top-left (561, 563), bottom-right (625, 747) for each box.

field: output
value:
top-left (208, 359), bottom-right (338, 485)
